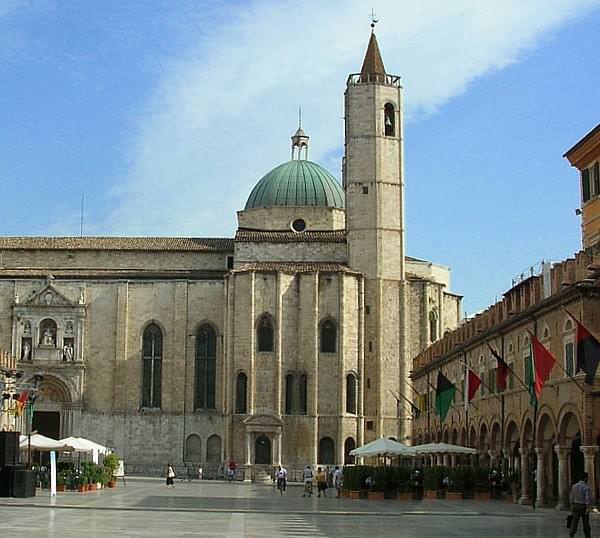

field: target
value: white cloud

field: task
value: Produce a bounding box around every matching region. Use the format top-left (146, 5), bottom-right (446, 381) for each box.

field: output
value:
top-left (104, 0), bottom-right (599, 237)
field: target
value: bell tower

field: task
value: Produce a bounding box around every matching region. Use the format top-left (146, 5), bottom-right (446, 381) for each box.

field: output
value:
top-left (344, 28), bottom-right (408, 442)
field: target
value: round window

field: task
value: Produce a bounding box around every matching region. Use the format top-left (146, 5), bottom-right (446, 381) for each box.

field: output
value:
top-left (291, 219), bottom-right (306, 233)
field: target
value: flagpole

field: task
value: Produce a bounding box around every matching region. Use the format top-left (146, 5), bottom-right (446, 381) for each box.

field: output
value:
top-left (561, 309), bottom-right (593, 392)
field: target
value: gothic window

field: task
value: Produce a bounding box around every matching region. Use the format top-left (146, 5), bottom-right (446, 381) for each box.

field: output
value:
top-left (196, 324), bottom-right (217, 410)
top-left (185, 434), bottom-right (202, 462)
top-left (384, 103), bottom-right (395, 137)
top-left (299, 374), bottom-right (308, 415)
top-left (206, 434), bottom-right (221, 463)
top-left (319, 437), bottom-right (335, 464)
top-left (235, 372), bottom-right (247, 414)
top-left (257, 316), bottom-right (274, 352)
top-left (142, 323), bottom-right (162, 408)
top-left (320, 319), bottom-right (337, 353)
top-left (429, 309), bottom-right (438, 343)
top-left (346, 373), bottom-right (357, 414)
top-left (285, 373), bottom-right (294, 415)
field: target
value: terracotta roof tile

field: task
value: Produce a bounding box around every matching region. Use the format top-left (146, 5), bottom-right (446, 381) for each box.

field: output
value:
top-left (0, 237), bottom-right (233, 252)
top-left (233, 262), bottom-right (359, 275)
top-left (235, 229), bottom-right (346, 243)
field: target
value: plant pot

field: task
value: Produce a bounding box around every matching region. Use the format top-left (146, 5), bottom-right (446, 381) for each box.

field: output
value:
top-left (78, 485), bottom-right (85, 492)
top-left (108, 480), bottom-right (117, 488)
top-left (348, 490), bottom-right (360, 499)
top-left (475, 492), bottom-right (491, 500)
top-left (367, 491), bottom-right (384, 500)
top-left (446, 491), bottom-right (463, 500)
top-left (397, 492), bottom-right (412, 501)
top-left (57, 484), bottom-right (66, 492)
top-left (424, 489), bottom-right (437, 499)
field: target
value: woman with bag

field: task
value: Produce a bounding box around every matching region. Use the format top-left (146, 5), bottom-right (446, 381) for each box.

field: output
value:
top-left (166, 463), bottom-right (176, 488)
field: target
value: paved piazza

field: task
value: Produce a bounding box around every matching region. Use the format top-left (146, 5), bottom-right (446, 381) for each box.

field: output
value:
top-left (0, 478), bottom-right (598, 537)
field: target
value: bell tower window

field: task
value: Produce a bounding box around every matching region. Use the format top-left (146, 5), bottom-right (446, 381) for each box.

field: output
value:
top-left (384, 103), bottom-right (395, 136)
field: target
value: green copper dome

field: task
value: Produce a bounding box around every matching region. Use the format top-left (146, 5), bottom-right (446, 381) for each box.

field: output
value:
top-left (245, 160), bottom-right (345, 210)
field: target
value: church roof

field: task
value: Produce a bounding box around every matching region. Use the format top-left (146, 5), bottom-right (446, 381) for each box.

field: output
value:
top-left (233, 262), bottom-right (359, 275)
top-left (0, 236), bottom-right (233, 252)
top-left (235, 229), bottom-right (345, 243)
top-left (360, 32), bottom-right (386, 79)
top-left (244, 160), bottom-right (345, 210)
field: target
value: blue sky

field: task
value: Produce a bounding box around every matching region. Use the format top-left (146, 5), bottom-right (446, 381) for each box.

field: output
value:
top-left (1, 0), bottom-right (600, 315)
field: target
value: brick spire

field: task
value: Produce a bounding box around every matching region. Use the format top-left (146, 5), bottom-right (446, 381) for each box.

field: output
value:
top-left (360, 31), bottom-right (386, 81)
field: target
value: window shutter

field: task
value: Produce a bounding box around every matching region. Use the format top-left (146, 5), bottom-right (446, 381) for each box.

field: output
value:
top-left (594, 162), bottom-right (600, 197)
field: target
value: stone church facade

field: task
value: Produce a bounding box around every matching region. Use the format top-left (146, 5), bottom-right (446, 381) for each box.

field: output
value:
top-left (0, 33), bottom-right (461, 476)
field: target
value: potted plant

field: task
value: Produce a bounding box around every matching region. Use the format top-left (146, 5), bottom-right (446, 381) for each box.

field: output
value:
top-left (103, 453), bottom-right (120, 488)
top-left (57, 471), bottom-right (67, 492)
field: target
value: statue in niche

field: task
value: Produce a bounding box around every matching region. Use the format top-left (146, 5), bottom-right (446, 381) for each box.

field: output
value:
top-left (42, 329), bottom-right (55, 346)
top-left (65, 322), bottom-right (74, 335)
top-left (22, 342), bottom-right (31, 361)
top-left (62, 342), bottom-right (74, 362)
top-left (23, 321), bottom-right (31, 335)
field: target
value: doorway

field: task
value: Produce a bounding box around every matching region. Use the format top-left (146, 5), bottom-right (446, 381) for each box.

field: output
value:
top-left (32, 411), bottom-right (60, 439)
top-left (255, 435), bottom-right (271, 464)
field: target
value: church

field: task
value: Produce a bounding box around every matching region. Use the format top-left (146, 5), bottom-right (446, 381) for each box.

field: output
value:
top-left (0, 31), bottom-right (461, 477)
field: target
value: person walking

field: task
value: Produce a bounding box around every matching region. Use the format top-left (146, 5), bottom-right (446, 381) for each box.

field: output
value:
top-left (333, 466), bottom-right (343, 498)
top-left (569, 472), bottom-right (592, 538)
top-left (166, 463), bottom-right (176, 488)
top-left (302, 465), bottom-right (314, 497)
top-left (275, 465), bottom-right (287, 495)
top-left (316, 467), bottom-right (328, 497)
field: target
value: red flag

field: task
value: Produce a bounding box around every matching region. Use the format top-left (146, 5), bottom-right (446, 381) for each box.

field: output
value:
top-left (17, 391), bottom-right (29, 405)
top-left (467, 370), bottom-right (481, 402)
top-left (528, 331), bottom-right (556, 400)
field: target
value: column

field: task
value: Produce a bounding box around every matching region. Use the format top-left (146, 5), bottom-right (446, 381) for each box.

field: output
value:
top-left (245, 432), bottom-right (252, 465)
top-left (450, 454), bottom-right (457, 468)
top-left (520, 447), bottom-right (531, 505)
top-left (442, 454), bottom-right (450, 467)
top-left (535, 448), bottom-right (546, 507)
top-left (554, 446), bottom-right (571, 510)
top-left (275, 432), bottom-right (282, 466)
top-left (581, 445), bottom-right (599, 505)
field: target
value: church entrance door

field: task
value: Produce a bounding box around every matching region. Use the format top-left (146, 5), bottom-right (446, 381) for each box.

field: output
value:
top-left (32, 411), bottom-right (60, 439)
top-left (255, 435), bottom-right (271, 464)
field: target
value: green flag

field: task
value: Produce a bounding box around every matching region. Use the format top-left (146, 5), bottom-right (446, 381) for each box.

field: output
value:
top-left (435, 371), bottom-right (456, 422)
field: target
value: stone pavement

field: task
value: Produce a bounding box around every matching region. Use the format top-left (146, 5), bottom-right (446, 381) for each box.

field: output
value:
top-left (0, 478), bottom-right (598, 537)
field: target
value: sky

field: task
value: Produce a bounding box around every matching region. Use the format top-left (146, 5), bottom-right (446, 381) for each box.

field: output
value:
top-left (1, 0), bottom-right (600, 315)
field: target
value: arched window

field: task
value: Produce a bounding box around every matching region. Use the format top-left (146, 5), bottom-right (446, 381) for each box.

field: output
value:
top-left (285, 373), bottom-right (294, 415)
top-left (142, 323), bottom-right (162, 408)
top-left (319, 437), bottom-right (335, 464)
top-left (196, 324), bottom-right (217, 410)
top-left (299, 374), bottom-right (308, 415)
top-left (344, 437), bottom-right (356, 465)
top-left (257, 316), bottom-right (274, 352)
top-left (429, 309), bottom-right (438, 343)
top-left (384, 103), bottom-right (395, 137)
top-left (185, 434), bottom-right (202, 462)
top-left (346, 373), bottom-right (357, 414)
top-left (235, 372), bottom-right (247, 414)
top-left (320, 319), bottom-right (337, 353)
top-left (206, 434), bottom-right (221, 463)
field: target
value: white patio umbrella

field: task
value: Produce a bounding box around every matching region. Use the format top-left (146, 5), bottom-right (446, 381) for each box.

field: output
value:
top-left (408, 442), bottom-right (476, 455)
top-left (350, 437), bottom-right (414, 457)
top-left (19, 433), bottom-right (74, 452)
top-left (59, 436), bottom-right (110, 464)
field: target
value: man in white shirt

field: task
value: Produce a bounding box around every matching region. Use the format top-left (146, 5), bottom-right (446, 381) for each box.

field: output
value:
top-left (275, 465), bottom-right (287, 494)
top-left (333, 466), bottom-right (343, 498)
top-left (302, 465), bottom-right (313, 497)
top-left (569, 472), bottom-right (592, 538)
